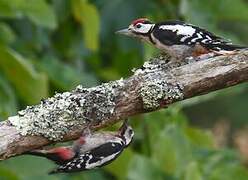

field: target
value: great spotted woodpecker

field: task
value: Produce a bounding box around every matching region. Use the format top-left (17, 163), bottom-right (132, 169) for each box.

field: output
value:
top-left (27, 120), bottom-right (134, 174)
top-left (116, 18), bottom-right (246, 60)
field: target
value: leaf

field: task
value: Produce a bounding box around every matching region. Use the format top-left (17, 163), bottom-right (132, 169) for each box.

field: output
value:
top-left (127, 155), bottom-right (166, 180)
top-left (78, 170), bottom-right (109, 180)
top-left (105, 149), bottom-right (134, 179)
top-left (0, 74), bottom-right (17, 120)
top-left (0, 0), bottom-right (23, 18)
top-left (52, 0), bottom-right (71, 23)
top-left (185, 127), bottom-right (214, 149)
top-left (215, 0), bottom-right (248, 21)
top-left (21, 0), bottom-right (57, 29)
top-left (0, 23), bottom-right (16, 44)
top-left (0, 155), bottom-right (59, 179)
top-left (98, 67), bottom-right (121, 81)
top-left (209, 163), bottom-right (248, 180)
top-left (185, 161), bottom-right (203, 180)
top-left (37, 56), bottom-right (98, 90)
top-left (0, 0), bottom-right (57, 29)
top-left (201, 150), bottom-right (245, 179)
top-left (0, 46), bottom-right (48, 104)
top-left (180, 0), bottom-right (248, 25)
top-left (152, 124), bottom-right (192, 175)
top-left (71, 0), bottom-right (100, 51)
top-left (139, 109), bottom-right (186, 156)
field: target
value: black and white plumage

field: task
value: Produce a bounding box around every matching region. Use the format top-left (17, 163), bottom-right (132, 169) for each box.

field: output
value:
top-left (50, 141), bottom-right (125, 173)
top-left (116, 18), bottom-right (246, 60)
top-left (26, 120), bottom-right (134, 174)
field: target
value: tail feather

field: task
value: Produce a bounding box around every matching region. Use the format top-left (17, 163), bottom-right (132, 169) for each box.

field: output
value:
top-left (201, 42), bottom-right (247, 55)
top-left (221, 44), bottom-right (247, 51)
top-left (24, 150), bottom-right (48, 157)
top-left (25, 150), bottom-right (70, 165)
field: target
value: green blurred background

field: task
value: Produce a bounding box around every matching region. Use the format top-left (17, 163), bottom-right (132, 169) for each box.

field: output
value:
top-left (0, 0), bottom-right (248, 179)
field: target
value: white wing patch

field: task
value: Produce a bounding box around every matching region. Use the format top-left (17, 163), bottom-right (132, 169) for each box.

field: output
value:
top-left (205, 35), bottom-right (212, 40)
top-left (159, 24), bottom-right (196, 36)
top-left (85, 152), bottom-right (120, 169)
top-left (191, 33), bottom-right (203, 42)
top-left (180, 35), bottom-right (189, 42)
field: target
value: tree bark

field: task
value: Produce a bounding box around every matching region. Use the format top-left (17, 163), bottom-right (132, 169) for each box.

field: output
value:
top-left (0, 50), bottom-right (248, 160)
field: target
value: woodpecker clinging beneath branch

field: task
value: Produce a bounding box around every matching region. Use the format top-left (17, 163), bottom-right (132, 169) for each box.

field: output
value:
top-left (26, 120), bottom-right (134, 174)
top-left (116, 18), bottom-right (247, 60)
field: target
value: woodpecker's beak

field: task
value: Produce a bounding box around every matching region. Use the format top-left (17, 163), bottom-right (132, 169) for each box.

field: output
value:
top-left (118, 119), bottom-right (128, 134)
top-left (115, 28), bottom-right (132, 36)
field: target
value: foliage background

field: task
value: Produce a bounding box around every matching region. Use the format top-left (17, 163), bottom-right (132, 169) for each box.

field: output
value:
top-left (0, 0), bottom-right (248, 179)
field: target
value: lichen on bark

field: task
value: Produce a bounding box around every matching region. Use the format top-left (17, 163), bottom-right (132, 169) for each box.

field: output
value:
top-left (134, 59), bottom-right (184, 110)
top-left (8, 79), bottom-right (125, 141)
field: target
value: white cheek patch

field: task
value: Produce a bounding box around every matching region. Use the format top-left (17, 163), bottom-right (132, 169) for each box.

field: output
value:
top-left (131, 24), bottom-right (155, 34)
top-left (159, 24), bottom-right (196, 36)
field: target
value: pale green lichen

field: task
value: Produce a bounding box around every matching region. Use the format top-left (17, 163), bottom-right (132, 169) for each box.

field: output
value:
top-left (139, 80), bottom-right (184, 110)
top-left (135, 58), bottom-right (184, 110)
top-left (8, 79), bottom-right (125, 141)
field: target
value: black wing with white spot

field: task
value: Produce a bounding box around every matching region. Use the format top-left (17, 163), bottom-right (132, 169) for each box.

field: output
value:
top-left (49, 141), bottom-right (125, 174)
top-left (152, 20), bottom-right (246, 52)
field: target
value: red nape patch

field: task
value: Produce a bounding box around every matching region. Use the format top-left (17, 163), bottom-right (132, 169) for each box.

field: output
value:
top-left (131, 18), bottom-right (149, 25)
top-left (52, 147), bottom-right (75, 160)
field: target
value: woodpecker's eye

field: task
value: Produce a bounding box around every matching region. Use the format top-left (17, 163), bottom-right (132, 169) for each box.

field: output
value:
top-left (136, 24), bottom-right (142, 28)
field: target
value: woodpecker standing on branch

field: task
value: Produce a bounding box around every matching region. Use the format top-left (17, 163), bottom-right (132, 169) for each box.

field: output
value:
top-left (116, 18), bottom-right (247, 60)
top-left (26, 120), bottom-right (134, 174)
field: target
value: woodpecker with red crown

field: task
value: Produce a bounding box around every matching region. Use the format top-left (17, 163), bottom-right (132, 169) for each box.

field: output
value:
top-left (116, 18), bottom-right (247, 60)
top-left (26, 120), bottom-right (134, 174)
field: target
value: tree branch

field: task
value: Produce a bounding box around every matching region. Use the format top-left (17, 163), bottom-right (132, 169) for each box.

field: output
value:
top-left (1, 50), bottom-right (248, 160)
